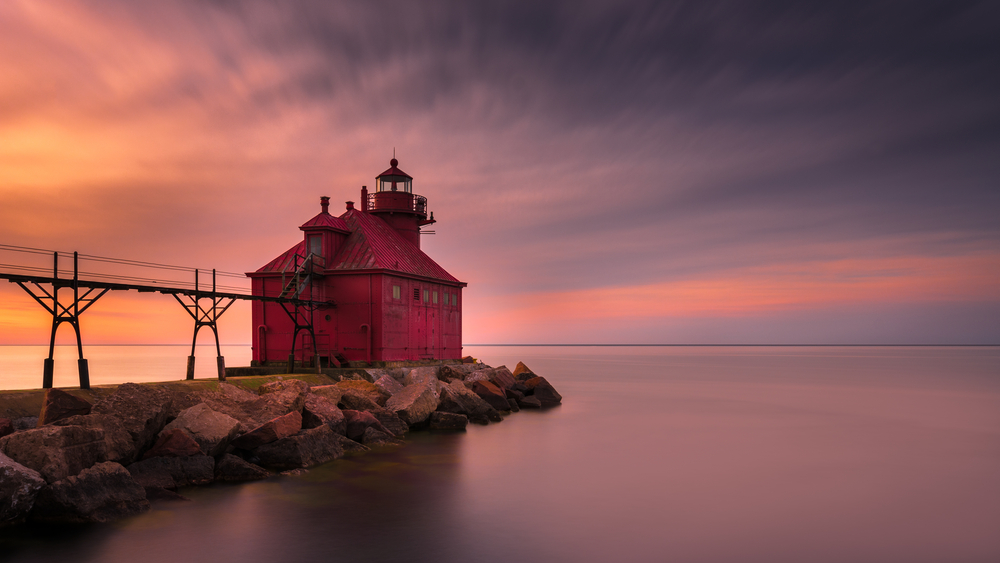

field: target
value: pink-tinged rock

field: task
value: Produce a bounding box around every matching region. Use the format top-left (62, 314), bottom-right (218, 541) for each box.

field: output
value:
top-left (385, 383), bottom-right (440, 426)
top-left (371, 409), bottom-right (408, 436)
top-left (490, 366), bottom-right (517, 390)
top-left (338, 391), bottom-right (381, 412)
top-left (37, 389), bottom-right (92, 426)
top-left (1, 451), bottom-right (46, 525)
top-left (258, 379), bottom-right (311, 396)
top-left (342, 410), bottom-right (392, 442)
top-left (91, 383), bottom-right (174, 453)
top-left (518, 396), bottom-right (542, 409)
top-left (465, 368), bottom-right (495, 384)
top-left (30, 461), bottom-right (149, 524)
top-left (461, 356), bottom-right (476, 364)
top-left (0, 425), bottom-right (107, 483)
top-left (524, 377), bottom-right (563, 406)
top-left (162, 403), bottom-right (242, 457)
top-left (302, 394), bottom-right (347, 436)
top-left (52, 414), bottom-right (137, 465)
top-left (231, 411), bottom-right (303, 450)
top-left (373, 374), bottom-right (405, 397)
top-left (252, 425), bottom-right (344, 470)
top-left (142, 428), bottom-right (202, 459)
top-left (470, 380), bottom-right (511, 412)
top-left (437, 365), bottom-right (466, 382)
top-left (404, 366), bottom-right (441, 388)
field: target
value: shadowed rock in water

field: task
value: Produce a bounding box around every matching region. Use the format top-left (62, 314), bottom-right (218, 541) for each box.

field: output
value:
top-left (470, 380), bottom-right (511, 412)
top-left (437, 380), bottom-right (501, 424)
top-left (37, 389), bottom-right (92, 426)
top-left (524, 377), bottom-right (563, 407)
top-left (429, 411), bottom-right (468, 431)
top-left (126, 455), bottom-right (214, 489)
top-left (31, 461), bottom-right (149, 524)
top-left (253, 425), bottom-right (344, 470)
top-left (214, 454), bottom-right (269, 482)
top-left (302, 394), bottom-right (347, 436)
top-left (385, 383), bottom-right (439, 426)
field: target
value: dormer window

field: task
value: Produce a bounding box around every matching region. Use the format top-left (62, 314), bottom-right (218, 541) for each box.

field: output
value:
top-left (308, 235), bottom-right (322, 258)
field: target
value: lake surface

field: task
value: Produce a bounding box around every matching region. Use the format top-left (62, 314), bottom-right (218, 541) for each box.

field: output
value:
top-left (2, 345), bottom-right (999, 562)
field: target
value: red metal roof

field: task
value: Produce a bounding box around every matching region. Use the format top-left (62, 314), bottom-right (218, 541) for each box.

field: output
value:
top-left (255, 209), bottom-right (460, 284)
top-left (299, 211), bottom-right (350, 232)
top-left (376, 158), bottom-right (412, 179)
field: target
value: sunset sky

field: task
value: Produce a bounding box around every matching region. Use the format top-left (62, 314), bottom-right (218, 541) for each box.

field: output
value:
top-left (1, 1), bottom-right (998, 345)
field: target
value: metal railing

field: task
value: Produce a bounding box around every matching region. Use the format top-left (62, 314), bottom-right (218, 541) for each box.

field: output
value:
top-left (367, 192), bottom-right (428, 215)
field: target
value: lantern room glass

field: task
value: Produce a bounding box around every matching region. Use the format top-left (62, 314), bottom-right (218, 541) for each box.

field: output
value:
top-left (378, 175), bottom-right (412, 193)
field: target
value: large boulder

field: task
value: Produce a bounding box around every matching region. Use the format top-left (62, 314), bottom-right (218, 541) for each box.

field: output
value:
top-left (524, 377), bottom-right (563, 406)
top-left (429, 412), bottom-right (468, 431)
top-left (162, 403), bottom-right (241, 457)
top-left (51, 414), bottom-right (137, 465)
top-left (370, 409), bottom-right (408, 436)
top-left (37, 389), bottom-right (92, 426)
top-left (337, 391), bottom-right (382, 412)
top-left (0, 425), bottom-right (106, 483)
top-left (1, 452), bottom-right (46, 526)
top-left (342, 410), bottom-right (393, 442)
top-left (470, 380), bottom-right (511, 412)
top-left (373, 374), bottom-right (404, 397)
top-left (252, 425), bottom-right (344, 470)
top-left (195, 383), bottom-right (260, 430)
top-left (438, 365), bottom-right (468, 382)
top-left (31, 461), bottom-right (149, 523)
top-left (91, 383), bottom-right (173, 453)
top-left (231, 411), bottom-right (303, 450)
top-left (518, 396), bottom-right (542, 409)
top-left (465, 368), bottom-right (495, 384)
top-left (248, 380), bottom-right (308, 423)
top-left (385, 383), bottom-right (439, 426)
top-left (126, 455), bottom-right (214, 489)
top-left (142, 428), bottom-right (202, 459)
top-left (214, 454), bottom-right (269, 482)
top-left (302, 394), bottom-right (347, 436)
top-left (335, 380), bottom-right (390, 406)
top-left (490, 366), bottom-right (517, 390)
top-left (310, 385), bottom-right (344, 405)
top-left (437, 380), bottom-right (501, 424)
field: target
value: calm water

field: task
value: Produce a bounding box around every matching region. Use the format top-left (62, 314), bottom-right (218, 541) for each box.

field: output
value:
top-left (1, 345), bottom-right (998, 563)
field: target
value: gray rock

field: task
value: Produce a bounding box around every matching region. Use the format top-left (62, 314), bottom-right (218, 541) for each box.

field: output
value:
top-left (126, 455), bottom-right (215, 489)
top-left (404, 366), bottom-right (440, 388)
top-left (31, 461), bottom-right (149, 524)
top-left (385, 383), bottom-right (440, 426)
top-left (52, 414), bottom-right (137, 465)
top-left (162, 403), bottom-right (241, 457)
top-left (342, 410), bottom-right (393, 441)
top-left (13, 417), bottom-right (38, 431)
top-left (465, 368), bottom-right (495, 384)
top-left (310, 385), bottom-right (344, 405)
top-left (0, 451), bottom-right (46, 525)
top-left (507, 398), bottom-right (520, 412)
top-left (214, 454), bottom-right (269, 482)
top-left (429, 412), bottom-right (468, 431)
top-left (92, 383), bottom-right (173, 453)
top-left (253, 425), bottom-right (344, 470)
top-left (371, 409), bottom-right (409, 436)
top-left (337, 391), bottom-right (382, 412)
top-left (302, 394), bottom-right (347, 436)
top-left (437, 380), bottom-right (501, 424)
top-left (490, 366), bottom-right (517, 390)
top-left (334, 380), bottom-right (391, 406)
top-left (0, 425), bottom-right (107, 483)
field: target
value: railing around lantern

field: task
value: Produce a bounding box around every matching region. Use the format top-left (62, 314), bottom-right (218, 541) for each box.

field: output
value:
top-left (367, 192), bottom-right (428, 215)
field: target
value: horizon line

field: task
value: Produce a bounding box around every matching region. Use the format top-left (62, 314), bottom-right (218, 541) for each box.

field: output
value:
top-left (1, 343), bottom-right (997, 347)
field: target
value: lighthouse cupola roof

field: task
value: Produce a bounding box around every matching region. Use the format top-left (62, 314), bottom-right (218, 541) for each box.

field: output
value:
top-left (376, 157), bottom-right (413, 193)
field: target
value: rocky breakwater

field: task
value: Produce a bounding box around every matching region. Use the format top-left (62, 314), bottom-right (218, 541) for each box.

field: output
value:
top-left (0, 360), bottom-right (560, 526)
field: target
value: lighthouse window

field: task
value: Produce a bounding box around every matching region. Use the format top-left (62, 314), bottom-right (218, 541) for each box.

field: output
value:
top-left (392, 285), bottom-right (400, 299)
top-left (452, 294), bottom-right (457, 306)
top-left (423, 290), bottom-right (429, 302)
top-left (433, 291), bottom-right (438, 304)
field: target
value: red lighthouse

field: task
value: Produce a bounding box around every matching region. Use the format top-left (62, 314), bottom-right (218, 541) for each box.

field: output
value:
top-left (247, 158), bottom-right (465, 366)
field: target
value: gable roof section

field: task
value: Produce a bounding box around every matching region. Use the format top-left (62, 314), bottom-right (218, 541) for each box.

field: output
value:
top-left (330, 209), bottom-right (460, 283)
top-left (255, 209), bottom-right (461, 284)
top-left (300, 211), bottom-right (350, 232)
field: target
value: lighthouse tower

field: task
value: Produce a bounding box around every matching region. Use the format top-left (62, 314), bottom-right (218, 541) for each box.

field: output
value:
top-left (362, 158), bottom-right (436, 248)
